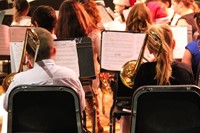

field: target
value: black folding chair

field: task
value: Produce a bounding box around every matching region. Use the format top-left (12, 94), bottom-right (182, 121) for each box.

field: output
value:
top-left (7, 85), bottom-right (83, 133)
top-left (131, 85), bottom-right (200, 133)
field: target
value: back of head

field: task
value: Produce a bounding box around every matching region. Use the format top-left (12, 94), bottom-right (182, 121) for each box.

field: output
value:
top-left (31, 6), bottom-right (57, 33)
top-left (13, 0), bottom-right (30, 22)
top-left (194, 12), bottom-right (200, 30)
top-left (55, 0), bottom-right (96, 38)
top-left (146, 24), bottom-right (174, 85)
top-left (82, 0), bottom-right (101, 25)
top-left (174, 0), bottom-right (194, 8)
top-left (126, 2), bottom-right (153, 32)
top-left (28, 27), bottom-right (54, 61)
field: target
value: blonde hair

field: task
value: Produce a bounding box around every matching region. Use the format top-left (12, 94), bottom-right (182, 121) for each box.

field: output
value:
top-left (147, 24), bottom-right (174, 85)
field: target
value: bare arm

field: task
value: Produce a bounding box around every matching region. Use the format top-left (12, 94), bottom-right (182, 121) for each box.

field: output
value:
top-left (182, 49), bottom-right (192, 67)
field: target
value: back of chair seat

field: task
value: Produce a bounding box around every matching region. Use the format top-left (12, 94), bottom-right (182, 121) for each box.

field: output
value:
top-left (131, 85), bottom-right (200, 133)
top-left (8, 85), bottom-right (83, 133)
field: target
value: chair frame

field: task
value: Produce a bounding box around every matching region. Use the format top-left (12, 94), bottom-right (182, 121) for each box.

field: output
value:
top-left (131, 85), bottom-right (200, 133)
top-left (7, 85), bottom-right (83, 133)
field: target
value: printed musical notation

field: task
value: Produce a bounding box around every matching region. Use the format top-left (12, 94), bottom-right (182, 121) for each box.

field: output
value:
top-left (170, 26), bottom-right (188, 59)
top-left (101, 31), bottom-right (146, 71)
top-left (10, 42), bottom-right (24, 72)
top-left (10, 40), bottom-right (80, 76)
top-left (54, 40), bottom-right (80, 76)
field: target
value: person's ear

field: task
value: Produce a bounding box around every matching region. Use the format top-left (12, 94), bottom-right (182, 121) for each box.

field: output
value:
top-left (34, 21), bottom-right (39, 27)
top-left (172, 39), bottom-right (176, 50)
top-left (52, 47), bottom-right (56, 56)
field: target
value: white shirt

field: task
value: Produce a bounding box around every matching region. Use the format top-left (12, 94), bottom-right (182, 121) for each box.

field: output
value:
top-left (3, 59), bottom-right (85, 111)
top-left (11, 16), bottom-right (32, 26)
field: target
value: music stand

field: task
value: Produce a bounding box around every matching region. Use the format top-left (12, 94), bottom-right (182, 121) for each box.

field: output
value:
top-left (100, 30), bottom-right (147, 133)
top-left (54, 37), bottom-right (96, 133)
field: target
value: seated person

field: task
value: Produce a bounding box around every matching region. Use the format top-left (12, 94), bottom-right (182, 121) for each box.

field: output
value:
top-left (182, 12), bottom-right (200, 85)
top-left (3, 27), bottom-right (85, 112)
top-left (120, 24), bottom-right (194, 133)
top-left (133, 24), bottom-right (194, 90)
top-left (11, 0), bottom-right (31, 26)
top-left (31, 5), bottom-right (57, 39)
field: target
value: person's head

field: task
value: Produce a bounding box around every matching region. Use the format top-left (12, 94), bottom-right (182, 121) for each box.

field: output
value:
top-left (82, 0), bottom-right (101, 25)
top-left (126, 3), bottom-right (153, 32)
top-left (146, 24), bottom-right (175, 85)
top-left (26, 27), bottom-right (55, 64)
top-left (194, 12), bottom-right (200, 33)
top-left (55, 0), bottom-right (96, 39)
top-left (31, 6), bottom-right (57, 33)
top-left (172, 0), bottom-right (194, 15)
top-left (13, 0), bottom-right (30, 22)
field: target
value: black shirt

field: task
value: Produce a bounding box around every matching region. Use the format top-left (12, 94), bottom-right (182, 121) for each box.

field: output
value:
top-left (133, 61), bottom-right (194, 91)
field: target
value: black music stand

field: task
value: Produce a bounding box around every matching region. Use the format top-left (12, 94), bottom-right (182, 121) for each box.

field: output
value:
top-left (75, 37), bottom-right (96, 133)
top-left (54, 37), bottom-right (96, 133)
top-left (100, 30), bottom-right (146, 133)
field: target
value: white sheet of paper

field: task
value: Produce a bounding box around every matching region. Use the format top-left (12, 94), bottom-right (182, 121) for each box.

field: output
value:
top-left (101, 31), bottom-right (146, 71)
top-left (10, 42), bottom-right (24, 72)
top-left (170, 26), bottom-right (188, 59)
top-left (54, 40), bottom-right (80, 76)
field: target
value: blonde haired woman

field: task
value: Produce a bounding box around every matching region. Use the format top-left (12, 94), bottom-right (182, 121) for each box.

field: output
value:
top-left (133, 24), bottom-right (194, 90)
top-left (121, 24), bottom-right (194, 133)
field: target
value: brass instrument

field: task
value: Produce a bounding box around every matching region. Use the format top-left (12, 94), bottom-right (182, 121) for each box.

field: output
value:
top-left (2, 29), bottom-right (40, 92)
top-left (120, 31), bottom-right (161, 89)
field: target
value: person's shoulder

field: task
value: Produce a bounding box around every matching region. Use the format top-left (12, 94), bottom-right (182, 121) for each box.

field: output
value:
top-left (139, 62), bottom-right (156, 70)
top-left (88, 29), bottom-right (101, 37)
top-left (54, 65), bottom-right (78, 78)
top-left (186, 39), bottom-right (199, 50)
top-left (11, 16), bottom-right (31, 26)
top-left (141, 61), bottom-right (156, 67)
top-left (172, 61), bottom-right (193, 73)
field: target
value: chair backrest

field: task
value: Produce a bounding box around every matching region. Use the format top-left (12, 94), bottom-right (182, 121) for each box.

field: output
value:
top-left (195, 62), bottom-right (200, 86)
top-left (131, 85), bottom-right (200, 133)
top-left (7, 85), bottom-right (83, 133)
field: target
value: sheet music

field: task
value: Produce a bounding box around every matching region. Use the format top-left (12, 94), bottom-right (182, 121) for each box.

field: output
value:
top-left (54, 40), bottom-right (80, 76)
top-left (10, 42), bottom-right (24, 72)
top-left (101, 31), bottom-right (146, 71)
top-left (170, 26), bottom-right (188, 59)
top-left (0, 25), bottom-right (10, 55)
top-left (9, 26), bottom-right (31, 42)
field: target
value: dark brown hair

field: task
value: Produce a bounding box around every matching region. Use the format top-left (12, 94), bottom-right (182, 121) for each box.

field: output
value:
top-left (55, 0), bottom-right (97, 39)
top-left (126, 3), bottom-right (153, 32)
